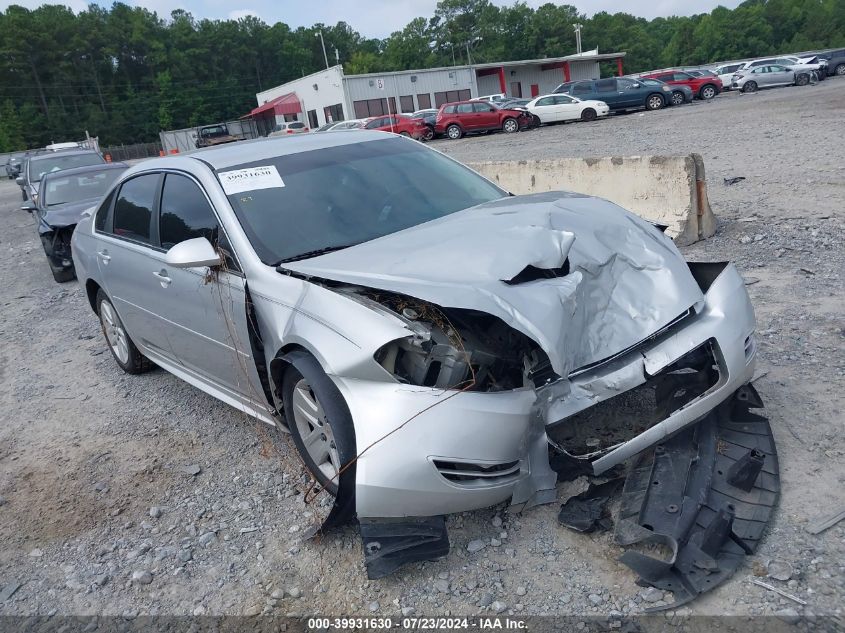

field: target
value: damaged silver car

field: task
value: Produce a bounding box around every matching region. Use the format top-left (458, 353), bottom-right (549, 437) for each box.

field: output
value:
top-left (72, 132), bottom-right (778, 607)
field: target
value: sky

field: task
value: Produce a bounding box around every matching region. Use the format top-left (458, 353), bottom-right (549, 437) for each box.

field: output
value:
top-left (1, 0), bottom-right (744, 38)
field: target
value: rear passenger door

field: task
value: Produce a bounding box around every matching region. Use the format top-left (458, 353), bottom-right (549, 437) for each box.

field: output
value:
top-left (455, 103), bottom-right (478, 129)
top-left (594, 78), bottom-right (623, 107)
top-left (95, 173), bottom-right (174, 359)
top-left (768, 65), bottom-right (794, 85)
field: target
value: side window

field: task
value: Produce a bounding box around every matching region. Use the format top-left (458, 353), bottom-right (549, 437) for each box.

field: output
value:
top-left (94, 189), bottom-right (117, 233)
top-left (554, 95), bottom-right (575, 104)
top-left (457, 103), bottom-right (474, 113)
top-left (365, 119), bottom-right (381, 129)
top-left (572, 82), bottom-right (592, 95)
top-left (673, 72), bottom-right (690, 81)
top-left (535, 97), bottom-right (554, 106)
top-left (472, 103), bottom-right (494, 112)
top-left (443, 105), bottom-right (457, 114)
top-left (594, 79), bottom-right (617, 92)
top-left (158, 174), bottom-right (219, 250)
top-left (112, 174), bottom-right (159, 245)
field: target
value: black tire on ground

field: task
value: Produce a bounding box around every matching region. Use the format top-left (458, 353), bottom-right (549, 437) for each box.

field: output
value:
top-left (835, 63), bottom-right (845, 76)
top-left (21, 189), bottom-right (27, 201)
top-left (399, 131), bottom-right (411, 137)
top-left (446, 124), bottom-right (463, 140)
top-left (96, 289), bottom-right (152, 375)
top-left (502, 117), bottom-right (519, 133)
top-left (671, 91), bottom-right (685, 106)
top-left (422, 126), bottom-right (434, 141)
top-left (581, 108), bottom-right (597, 122)
top-left (282, 351), bottom-right (356, 496)
top-left (699, 84), bottom-right (717, 99)
top-left (742, 81), bottom-right (758, 93)
top-left (645, 94), bottom-right (664, 110)
top-left (795, 73), bottom-right (810, 86)
top-left (531, 114), bottom-right (541, 128)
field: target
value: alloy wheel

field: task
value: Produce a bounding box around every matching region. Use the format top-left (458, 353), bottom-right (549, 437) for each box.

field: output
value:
top-left (647, 95), bottom-right (663, 110)
top-left (291, 378), bottom-right (341, 482)
top-left (672, 92), bottom-right (684, 105)
top-left (100, 300), bottom-right (130, 365)
top-left (701, 85), bottom-right (716, 99)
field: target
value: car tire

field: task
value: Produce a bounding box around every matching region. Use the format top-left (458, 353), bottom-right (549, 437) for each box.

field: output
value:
top-left (835, 63), bottom-right (845, 76)
top-left (422, 126), bottom-right (435, 141)
top-left (50, 265), bottom-right (76, 283)
top-left (446, 124), bottom-right (463, 140)
top-left (671, 91), bottom-right (685, 106)
top-left (282, 351), bottom-right (356, 496)
top-left (531, 114), bottom-right (541, 128)
top-left (502, 117), bottom-right (519, 133)
top-left (645, 94), bottom-right (664, 111)
top-left (795, 73), bottom-right (810, 86)
top-left (699, 84), bottom-right (717, 99)
top-left (580, 108), bottom-right (597, 122)
top-left (399, 131), bottom-right (411, 137)
top-left (742, 81), bottom-right (758, 93)
top-left (96, 290), bottom-right (152, 375)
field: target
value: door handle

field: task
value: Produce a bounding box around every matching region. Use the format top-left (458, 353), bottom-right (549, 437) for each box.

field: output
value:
top-left (97, 249), bottom-right (111, 264)
top-left (152, 269), bottom-right (172, 287)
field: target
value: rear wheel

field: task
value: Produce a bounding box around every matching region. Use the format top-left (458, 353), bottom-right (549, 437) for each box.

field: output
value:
top-left (446, 124), bottom-right (462, 140)
top-left (699, 84), bottom-right (717, 99)
top-left (502, 117), bottom-right (519, 133)
top-left (96, 290), bottom-right (151, 374)
top-left (835, 63), bottom-right (845, 76)
top-left (742, 81), bottom-right (758, 93)
top-left (422, 126), bottom-right (435, 141)
top-left (671, 91), bottom-right (685, 106)
top-left (580, 108), bottom-right (597, 122)
top-left (795, 73), bottom-right (810, 86)
top-left (645, 94), bottom-right (664, 110)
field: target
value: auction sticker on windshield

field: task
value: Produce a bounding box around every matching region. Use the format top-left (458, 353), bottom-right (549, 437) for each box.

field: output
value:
top-left (219, 165), bottom-right (285, 195)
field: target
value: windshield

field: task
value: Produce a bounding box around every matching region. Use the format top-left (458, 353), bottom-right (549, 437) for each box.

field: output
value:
top-left (42, 168), bottom-right (125, 207)
top-left (218, 137), bottom-right (506, 265)
top-left (28, 153), bottom-right (104, 183)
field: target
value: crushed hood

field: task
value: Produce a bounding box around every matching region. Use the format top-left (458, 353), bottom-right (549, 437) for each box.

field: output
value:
top-left (41, 199), bottom-right (97, 229)
top-left (282, 192), bottom-right (704, 377)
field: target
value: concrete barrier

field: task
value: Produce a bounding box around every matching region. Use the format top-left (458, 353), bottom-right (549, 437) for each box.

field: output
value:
top-left (467, 154), bottom-right (715, 245)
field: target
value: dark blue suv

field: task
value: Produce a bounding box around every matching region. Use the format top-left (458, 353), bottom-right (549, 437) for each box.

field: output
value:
top-left (553, 77), bottom-right (671, 112)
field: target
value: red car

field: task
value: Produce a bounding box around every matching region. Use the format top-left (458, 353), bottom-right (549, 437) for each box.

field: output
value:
top-left (435, 100), bottom-right (532, 140)
top-left (362, 114), bottom-right (428, 140)
top-left (641, 70), bottom-right (721, 100)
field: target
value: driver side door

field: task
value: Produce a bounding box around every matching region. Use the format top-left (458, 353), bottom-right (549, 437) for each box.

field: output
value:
top-left (153, 172), bottom-right (261, 401)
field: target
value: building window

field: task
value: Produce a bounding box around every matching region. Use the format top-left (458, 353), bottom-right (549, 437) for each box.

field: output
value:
top-left (323, 103), bottom-right (344, 123)
top-left (417, 93), bottom-right (431, 109)
top-left (399, 95), bottom-right (414, 113)
top-left (353, 98), bottom-right (391, 118)
top-left (433, 89), bottom-right (471, 107)
top-left (307, 109), bottom-right (318, 129)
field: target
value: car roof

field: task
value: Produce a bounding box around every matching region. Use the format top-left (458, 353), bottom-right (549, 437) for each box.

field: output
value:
top-left (40, 162), bottom-right (128, 180)
top-left (129, 131), bottom-right (396, 171)
top-left (28, 149), bottom-right (102, 162)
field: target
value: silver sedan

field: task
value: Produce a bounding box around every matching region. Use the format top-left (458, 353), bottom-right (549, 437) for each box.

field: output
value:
top-left (73, 132), bottom-right (766, 578)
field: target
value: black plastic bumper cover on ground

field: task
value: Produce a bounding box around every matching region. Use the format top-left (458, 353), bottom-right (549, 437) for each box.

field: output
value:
top-left (614, 384), bottom-right (779, 611)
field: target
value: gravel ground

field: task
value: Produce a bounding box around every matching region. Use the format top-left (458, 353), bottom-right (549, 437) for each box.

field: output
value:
top-left (0, 80), bottom-right (843, 623)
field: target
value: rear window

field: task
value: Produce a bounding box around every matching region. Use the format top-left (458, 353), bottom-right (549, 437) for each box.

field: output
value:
top-left (457, 103), bottom-right (474, 113)
top-left (443, 105), bottom-right (457, 114)
top-left (111, 174), bottom-right (159, 245)
top-left (218, 137), bottom-right (506, 265)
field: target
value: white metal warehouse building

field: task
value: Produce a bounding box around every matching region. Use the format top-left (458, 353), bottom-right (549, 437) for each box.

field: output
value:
top-left (244, 51), bottom-right (626, 133)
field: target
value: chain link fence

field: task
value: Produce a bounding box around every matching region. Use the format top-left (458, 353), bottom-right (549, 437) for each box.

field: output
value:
top-left (100, 142), bottom-right (163, 162)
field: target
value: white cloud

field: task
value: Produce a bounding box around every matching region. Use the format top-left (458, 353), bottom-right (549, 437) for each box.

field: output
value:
top-left (228, 8), bottom-right (259, 21)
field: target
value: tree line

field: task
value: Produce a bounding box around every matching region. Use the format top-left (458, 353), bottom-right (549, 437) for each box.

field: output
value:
top-left (1, 0), bottom-right (843, 151)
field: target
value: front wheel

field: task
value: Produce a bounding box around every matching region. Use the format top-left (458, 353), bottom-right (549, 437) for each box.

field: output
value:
top-left (96, 290), bottom-right (151, 374)
top-left (645, 94), bottom-right (664, 110)
top-left (699, 84), bottom-right (717, 99)
top-left (671, 91), bottom-right (685, 106)
top-left (795, 73), bottom-right (810, 86)
top-left (742, 81), bottom-right (758, 93)
top-left (580, 108), bottom-right (597, 122)
top-left (422, 126), bottom-right (434, 141)
top-left (282, 352), bottom-right (356, 496)
top-left (446, 124), bottom-right (462, 140)
top-left (502, 117), bottom-right (519, 133)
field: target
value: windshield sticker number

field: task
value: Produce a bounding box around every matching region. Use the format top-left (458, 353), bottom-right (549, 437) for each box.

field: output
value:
top-left (219, 165), bottom-right (285, 195)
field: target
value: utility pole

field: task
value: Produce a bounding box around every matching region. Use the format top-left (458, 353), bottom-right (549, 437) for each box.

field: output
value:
top-left (573, 24), bottom-right (583, 55)
top-left (315, 30), bottom-right (329, 69)
top-left (335, 47), bottom-right (340, 65)
top-left (466, 42), bottom-right (471, 65)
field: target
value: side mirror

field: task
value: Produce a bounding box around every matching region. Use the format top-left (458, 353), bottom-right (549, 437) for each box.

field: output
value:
top-left (21, 201), bottom-right (36, 213)
top-left (15, 176), bottom-right (24, 186)
top-left (164, 237), bottom-right (222, 268)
